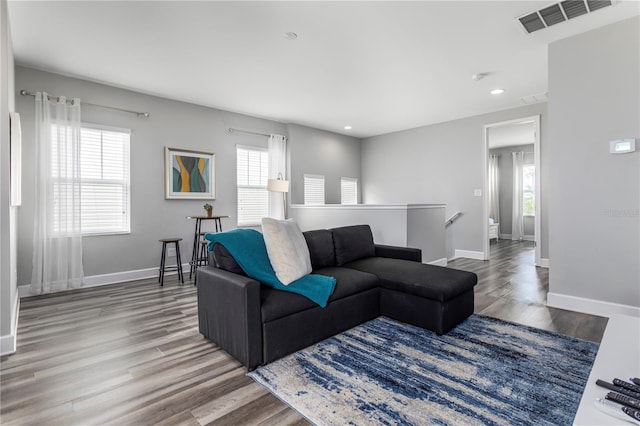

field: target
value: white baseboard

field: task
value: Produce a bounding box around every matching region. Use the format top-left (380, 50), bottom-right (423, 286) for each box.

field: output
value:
top-left (538, 258), bottom-right (549, 268)
top-left (547, 292), bottom-right (640, 318)
top-left (500, 233), bottom-right (512, 240)
top-left (19, 262), bottom-right (191, 298)
top-left (427, 258), bottom-right (448, 267)
top-left (452, 250), bottom-right (485, 261)
top-left (0, 292), bottom-right (20, 356)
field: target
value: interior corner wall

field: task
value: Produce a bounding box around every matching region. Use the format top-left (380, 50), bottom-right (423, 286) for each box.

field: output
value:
top-left (548, 16), bottom-right (640, 310)
top-left (14, 66), bottom-right (288, 287)
top-left (287, 123), bottom-right (362, 205)
top-left (361, 103), bottom-right (548, 260)
top-left (1, 0), bottom-right (18, 347)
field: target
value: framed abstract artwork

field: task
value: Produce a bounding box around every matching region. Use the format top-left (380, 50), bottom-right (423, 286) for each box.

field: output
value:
top-left (165, 147), bottom-right (216, 199)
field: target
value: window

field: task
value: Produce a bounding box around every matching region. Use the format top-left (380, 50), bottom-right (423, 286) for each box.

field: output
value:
top-left (304, 174), bottom-right (325, 205)
top-left (523, 164), bottom-right (535, 216)
top-left (341, 177), bottom-right (358, 204)
top-left (237, 146), bottom-right (269, 226)
top-left (51, 124), bottom-right (131, 235)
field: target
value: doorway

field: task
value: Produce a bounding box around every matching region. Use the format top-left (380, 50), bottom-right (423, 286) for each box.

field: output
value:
top-left (483, 115), bottom-right (541, 265)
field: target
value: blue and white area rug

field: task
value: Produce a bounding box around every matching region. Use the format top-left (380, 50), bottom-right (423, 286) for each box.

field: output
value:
top-left (248, 315), bottom-right (599, 425)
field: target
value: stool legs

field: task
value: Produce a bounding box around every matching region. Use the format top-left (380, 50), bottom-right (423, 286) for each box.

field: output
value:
top-left (175, 241), bottom-right (184, 284)
top-left (194, 240), bottom-right (208, 286)
top-left (159, 241), bottom-right (167, 286)
top-left (159, 239), bottom-right (184, 286)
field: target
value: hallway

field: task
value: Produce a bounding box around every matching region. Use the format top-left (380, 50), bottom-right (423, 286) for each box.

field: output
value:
top-left (449, 240), bottom-right (608, 342)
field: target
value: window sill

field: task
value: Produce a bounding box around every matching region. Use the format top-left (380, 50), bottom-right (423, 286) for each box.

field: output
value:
top-left (82, 230), bottom-right (131, 237)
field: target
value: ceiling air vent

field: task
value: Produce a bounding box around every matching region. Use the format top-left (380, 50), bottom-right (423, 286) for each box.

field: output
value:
top-left (521, 92), bottom-right (549, 105)
top-left (517, 0), bottom-right (614, 34)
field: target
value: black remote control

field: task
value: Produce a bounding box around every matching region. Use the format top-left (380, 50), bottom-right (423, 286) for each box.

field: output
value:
top-left (615, 378), bottom-right (640, 393)
top-left (607, 392), bottom-right (640, 409)
top-left (623, 406), bottom-right (640, 422)
top-left (632, 378), bottom-right (640, 386)
top-left (596, 379), bottom-right (640, 399)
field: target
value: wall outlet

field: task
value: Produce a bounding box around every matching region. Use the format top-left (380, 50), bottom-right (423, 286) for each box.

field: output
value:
top-left (474, 189), bottom-right (482, 197)
top-left (167, 247), bottom-right (176, 257)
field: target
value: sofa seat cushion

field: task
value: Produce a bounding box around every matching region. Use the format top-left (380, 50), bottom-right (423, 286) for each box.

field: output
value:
top-left (344, 257), bottom-right (477, 302)
top-left (261, 267), bottom-right (379, 323)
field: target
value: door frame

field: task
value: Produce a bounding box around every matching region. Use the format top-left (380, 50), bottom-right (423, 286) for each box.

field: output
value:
top-left (482, 115), bottom-right (541, 264)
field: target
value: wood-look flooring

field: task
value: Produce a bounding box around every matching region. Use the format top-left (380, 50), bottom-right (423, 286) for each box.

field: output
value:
top-left (1, 241), bottom-right (607, 425)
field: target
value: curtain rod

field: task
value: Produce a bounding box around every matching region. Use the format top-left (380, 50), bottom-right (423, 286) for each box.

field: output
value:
top-left (19, 90), bottom-right (150, 118)
top-left (228, 127), bottom-right (270, 138)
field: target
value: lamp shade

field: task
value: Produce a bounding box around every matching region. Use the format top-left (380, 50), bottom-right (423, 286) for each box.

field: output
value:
top-left (267, 178), bottom-right (290, 193)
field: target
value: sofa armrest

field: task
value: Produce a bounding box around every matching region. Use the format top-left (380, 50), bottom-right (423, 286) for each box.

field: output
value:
top-left (197, 266), bottom-right (263, 370)
top-left (375, 244), bottom-right (422, 262)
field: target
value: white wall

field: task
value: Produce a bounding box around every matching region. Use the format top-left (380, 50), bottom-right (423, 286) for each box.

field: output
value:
top-left (548, 17), bottom-right (640, 316)
top-left (287, 124), bottom-right (361, 205)
top-left (361, 103), bottom-right (548, 260)
top-left (289, 204), bottom-right (446, 263)
top-left (0, 0), bottom-right (18, 354)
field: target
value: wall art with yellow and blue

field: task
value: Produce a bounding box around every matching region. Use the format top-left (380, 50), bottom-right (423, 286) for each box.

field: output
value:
top-left (164, 147), bottom-right (215, 199)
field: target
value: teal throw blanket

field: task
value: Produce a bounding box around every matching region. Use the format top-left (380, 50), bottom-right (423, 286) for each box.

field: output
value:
top-left (205, 229), bottom-right (336, 307)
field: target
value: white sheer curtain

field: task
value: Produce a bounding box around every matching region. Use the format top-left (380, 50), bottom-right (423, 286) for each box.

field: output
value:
top-left (488, 155), bottom-right (500, 228)
top-left (268, 134), bottom-right (287, 220)
top-left (511, 151), bottom-right (524, 241)
top-left (31, 92), bottom-right (84, 294)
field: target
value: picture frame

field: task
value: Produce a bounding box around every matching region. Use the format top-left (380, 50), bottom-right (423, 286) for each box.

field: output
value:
top-left (165, 147), bottom-right (216, 200)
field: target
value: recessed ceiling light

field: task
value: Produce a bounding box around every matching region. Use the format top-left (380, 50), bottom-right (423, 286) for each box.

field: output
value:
top-left (491, 88), bottom-right (505, 95)
top-left (284, 32), bottom-right (298, 40)
top-left (344, 126), bottom-right (352, 130)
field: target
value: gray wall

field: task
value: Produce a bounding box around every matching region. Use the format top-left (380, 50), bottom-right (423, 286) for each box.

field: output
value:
top-left (489, 144), bottom-right (535, 237)
top-left (361, 103), bottom-right (548, 260)
top-left (548, 17), bottom-right (639, 307)
top-left (14, 67), bottom-right (363, 287)
top-left (1, 0), bottom-right (17, 340)
top-left (14, 67), bottom-right (289, 285)
top-left (288, 124), bottom-right (361, 205)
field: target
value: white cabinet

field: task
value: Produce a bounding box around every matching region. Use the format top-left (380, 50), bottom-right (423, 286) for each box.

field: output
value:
top-left (489, 223), bottom-right (499, 241)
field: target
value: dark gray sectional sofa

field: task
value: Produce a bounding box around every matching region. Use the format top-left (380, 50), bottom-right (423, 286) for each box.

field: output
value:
top-left (197, 224), bottom-right (477, 370)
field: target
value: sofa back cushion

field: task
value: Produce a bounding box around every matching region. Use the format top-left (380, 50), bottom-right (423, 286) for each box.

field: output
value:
top-left (331, 225), bottom-right (376, 266)
top-left (303, 229), bottom-right (336, 270)
top-left (212, 242), bottom-right (246, 276)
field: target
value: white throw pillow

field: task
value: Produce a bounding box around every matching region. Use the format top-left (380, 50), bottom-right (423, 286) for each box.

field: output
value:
top-left (261, 218), bottom-right (312, 285)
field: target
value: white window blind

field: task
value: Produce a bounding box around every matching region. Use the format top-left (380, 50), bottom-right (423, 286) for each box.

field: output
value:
top-left (51, 124), bottom-right (130, 235)
top-left (341, 177), bottom-right (358, 205)
top-left (237, 146), bottom-right (269, 226)
top-left (304, 174), bottom-right (325, 205)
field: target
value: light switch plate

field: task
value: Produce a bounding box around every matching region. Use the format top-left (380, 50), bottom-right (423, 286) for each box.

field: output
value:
top-left (474, 189), bottom-right (482, 197)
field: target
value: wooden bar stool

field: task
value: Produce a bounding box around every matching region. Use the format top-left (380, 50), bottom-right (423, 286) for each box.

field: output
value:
top-left (158, 238), bottom-right (184, 286)
top-left (186, 215), bottom-right (229, 284)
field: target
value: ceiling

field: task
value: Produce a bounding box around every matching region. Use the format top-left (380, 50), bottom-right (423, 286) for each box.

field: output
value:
top-left (7, 1), bottom-right (640, 138)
